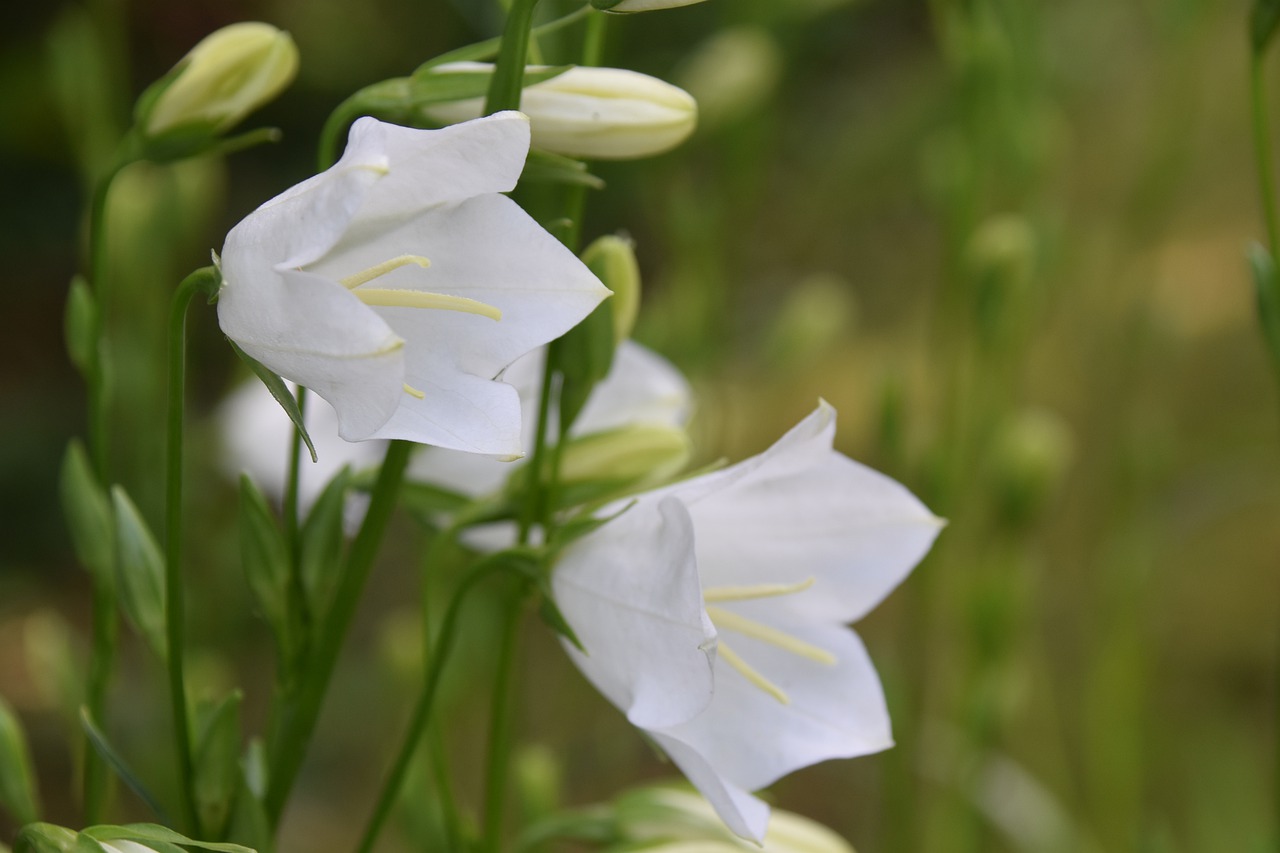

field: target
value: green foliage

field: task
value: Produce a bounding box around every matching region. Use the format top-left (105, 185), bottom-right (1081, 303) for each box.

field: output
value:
top-left (1249, 243), bottom-right (1280, 383)
top-left (64, 276), bottom-right (97, 377)
top-left (78, 710), bottom-right (170, 824)
top-left (59, 441), bottom-right (115, 587)
top-left (237, 477), bottom-right (300, 675)
top-left (226, 342), bottom-right (317, 464)
top-left (192, 692), bottom-right (244, 839)
top-left (110, 487), bottom-right (167, 661)
top-left (0, 696), bottom-right (40, 826)
top-left (1253, 0), bottom-right (1280, 56)
top-left (297, 469), bottom-right (350, 627)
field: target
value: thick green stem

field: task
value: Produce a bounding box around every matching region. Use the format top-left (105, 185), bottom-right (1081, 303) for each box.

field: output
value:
top-left (481, 595), bottom-right (525, 853)
top-left (1254, 56), bottom-right (1280, 260)
top-left (165, 267), bottom-right (220, 835)
top-left (356, 557), bottom-right (517, 853)
top-left (484, 0), bottom-right (541, 115)
top-left (284, 386), bottom-right (309, 563)
top-left (265, 439), bottom-right (413, 826)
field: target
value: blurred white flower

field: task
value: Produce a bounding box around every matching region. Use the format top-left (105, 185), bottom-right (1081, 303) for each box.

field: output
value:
top-left (598, 0), bottom-right (709, 12)
top-left (421, 63), bottom-right (697, 160)
top-left (553, 402), bottom-right (943, 840)
top-left (217, 112), bottom-right (609, 456)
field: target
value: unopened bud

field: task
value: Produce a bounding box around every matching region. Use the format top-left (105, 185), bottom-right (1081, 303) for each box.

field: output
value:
top-left (992, 409), bottom-right (1072, 527)
top-left (422, 63), bottom-right (697, 160)
top-left (594, 0), bottom-right (709, 11)
top-left (559, 424), bottom-right (691, 490)
top-left (140, 22), bottom-right (298, 137)
top-left (582, 235), bottom-right (641, 342)
top-left (963, 214), bottom-right (1037, 345)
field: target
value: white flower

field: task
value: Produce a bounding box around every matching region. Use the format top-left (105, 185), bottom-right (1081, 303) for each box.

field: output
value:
top-left (217, 112), bottom-right (609, 456)
top-left (421, 64), bottom-right (697, 160)
top-left (552, 402), bottom-right (943, 840)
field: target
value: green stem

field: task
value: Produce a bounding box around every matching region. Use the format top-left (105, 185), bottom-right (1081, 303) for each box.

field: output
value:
top-left (519, 356), bottom-right (557, 544)
top-left (356, 556), bottom-right (518, 853)
top-left (284, 386), bottom-right (308, 562)
top-left (481, 595), bottom-right (525, 853)
top-left (165, 266), bottom-right (220, 835)
top-left (1254, 55), bottom-right (1280, 259)
top-left (318, 95), bottom-right (364, 172)
top-left (580, 10), bottom-right (606, 67)
top-left (265, 439), bottom-right (414, 826)
top-left (484, 0), bottom-right (542, 115)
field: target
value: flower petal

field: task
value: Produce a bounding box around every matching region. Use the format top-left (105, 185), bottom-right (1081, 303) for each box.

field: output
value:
top-left (653, 620), bottom-right (892, 794)
top-left (681, 402), bottom-right (942, 624)
top-left (554, 496), bottom-right (717, 729)
top-left (576, 340), bottom-right (693, 433)
top-left (366, 361), bottom-right (523, 455)
top-left (218, 268), bottom-right (406, 440)
top-left (343, 111), bottom-right (531, 219)
top-left (645, 731), bottom-right (772, 843)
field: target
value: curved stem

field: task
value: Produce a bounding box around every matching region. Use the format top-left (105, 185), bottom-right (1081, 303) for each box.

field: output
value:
top-left (356, 556), bottom-right (519, 853)
top-left (265, 439), bottom-right (413, 826)
top-left (481, 594), bottom-right (526, 853)
top-left (165, 266), bottom-right (221, 835)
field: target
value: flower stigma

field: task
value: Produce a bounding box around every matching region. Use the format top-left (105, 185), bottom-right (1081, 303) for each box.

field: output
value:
top-left (701, 576), bottom-right (836, 705)
top-left (339, 254), bottom-right (504, 321)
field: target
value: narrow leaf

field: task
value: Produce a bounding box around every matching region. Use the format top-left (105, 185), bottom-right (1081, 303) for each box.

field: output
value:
top-left (59, 441), bottom-right (115, 586)
top-left (0, 696), bottom-right (40, 824)
top-left (64, 275), bottom-right (97, 376)
top-left (237, 477), bottom-right (297, 669)
top-left (298, 468), bottom-right (350, 623)
top-left (78, 709), bottom-right (171, 824)
top-left (1254, 0), bottom-right (1280, 55)
top-left (192, 692), bottom-right (243, 839)
top-left (84, 824), bottom-right (255, 853)
top-left (110, 487), bottom-right (167, 661)
top-left (1249, 242), bottom-right (1280, 378)
top-left (14, 824), bottom-right (77, 853)
top-left (226, 340), bottom-right (317, 463)
top-left (520, 150), bottom-right (605, 190)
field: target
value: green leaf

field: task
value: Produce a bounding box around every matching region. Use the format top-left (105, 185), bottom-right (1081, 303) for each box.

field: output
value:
top-left (83, 824), bottom-right (255, 853)
top-left (64, 276), bottom-right (97, 376)
top-left (227, 741), bottom-right (273, 853)
top-left (298, 468), bottom-right (350, 624)
top-left (78, 709), bottom-right (171, 824)
top-left (237, 477), bottom-right (299, 671)
top-left (537, 584), bottom-right (585, 652)
top-left (192, 692), bottom-right (243, 838)
top-left (14, 824), bottom-right (78, 853)
top-left (60, 441), bottom-right (115, 587)
top-left (1250, 242), bottom-right (1280, 379)
top-left (0, 696), bottom-right (40, 825)
top-left (552, 302), bottom-right (616, 435)
top-left (110, 487), bottom-right (167, 661)
top-left (226, 341), bottom-right (317, 463)
top-left (1254, 0), bottom-right (1280, 55)
top-left (520, 150), bottom-right (605, 190)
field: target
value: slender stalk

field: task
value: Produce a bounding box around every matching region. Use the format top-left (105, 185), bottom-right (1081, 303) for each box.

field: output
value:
top-left (484, 0), bottom-right (541, 115)
top-left (165, 266), bottom-right (220, 835)
top-left (284, 386), bottom-right (309, 561)
top-left (481, 595), bottom-right (525, 853)
top-left (1254, 56), bottom-right (1280, 260)
top-left (265, 439), bottom-right (414, 825)
top-left (356, 557), bottom-right (516, 853)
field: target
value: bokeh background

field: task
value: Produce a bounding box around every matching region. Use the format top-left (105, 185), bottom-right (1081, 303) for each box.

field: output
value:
top-left (3, 0), bottom-right (1280, 851)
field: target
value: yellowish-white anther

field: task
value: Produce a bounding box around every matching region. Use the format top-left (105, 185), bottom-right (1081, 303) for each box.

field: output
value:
top-left (340, 254), bottom-right (431, 289)
top-left (355, 288), bottom-right (502, 321)
top-left (718, 640), bottom-right (789, 705)
top-left (706, 606), bottom-right (837, 666)
top-left (703, 577), bottom-right (815, 603)
top-left (403, 383), bottom-right (426, 399)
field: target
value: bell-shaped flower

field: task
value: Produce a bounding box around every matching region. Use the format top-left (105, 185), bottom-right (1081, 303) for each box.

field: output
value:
top-left (421, 63), bottom-right (697, 160)
top-left (552, 402), bottom-right (943, 841)
top-left (217, 112), bottom-right (609, 456)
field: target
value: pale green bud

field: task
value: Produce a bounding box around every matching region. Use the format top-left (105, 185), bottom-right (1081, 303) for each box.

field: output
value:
top-left (422, 63), bottom-right (697, 160)
top-left (763, 273), bottom-right (856, 371)
top-left (677, 27), bottom-right (783, 128)
top-left (992, 409), bottom-right (1072, 527)
top-left (593, 0), bottom-right (708, 12)
top-left (141, 22), bottom-right (298, 136)
top-left (582, 235), bottom-right (641, 342)
top-left (558, 424), bottom-right (692, 490)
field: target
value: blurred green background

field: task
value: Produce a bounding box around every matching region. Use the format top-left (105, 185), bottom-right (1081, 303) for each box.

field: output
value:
top-left (3, 0), bottom-right (1280, 851)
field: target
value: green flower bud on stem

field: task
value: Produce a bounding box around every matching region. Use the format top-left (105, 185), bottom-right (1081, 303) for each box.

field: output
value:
top-left (138, 22), bottom-right (298, 138)
top-left (557, 424), bottom-right (692, 491)
top-left (582, 234), bottom-right (641, 342)
top-left (991, 409), bottom-right (1073, 528)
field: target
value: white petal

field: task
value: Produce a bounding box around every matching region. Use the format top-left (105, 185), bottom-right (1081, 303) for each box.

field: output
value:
top-left (344, 112), bottom-right (531, 220)
top-left (646, 731), bottom-right (772, 843)
top-left (367, 362), bottom-right (523, 455)
top-left (575, 341), bottom-right (693, 434)
top-left (218, 268), bottom-right (406, 440)
top-left (682, 402), bottom-right (942, 624)
top-left (553, 496), bottom-right (717, 729)
top-left (309, 194), bottom-right (608, 381)
top-left (653, 620), bottom-right (892, 794)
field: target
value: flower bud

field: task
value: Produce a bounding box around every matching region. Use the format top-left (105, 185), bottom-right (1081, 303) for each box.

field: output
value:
top-left (582, 234), bottom-right (641, 342)
top-left (991, 408), bottom-right (1072, 528)
top-left (140, 22), bottom-right (298, 137)
top-left (558, 424), bottom-right (692, 491)
top-left (421, 63), bottom-right (697, 159)
top-left (594, 0), bottom-right (709, 11)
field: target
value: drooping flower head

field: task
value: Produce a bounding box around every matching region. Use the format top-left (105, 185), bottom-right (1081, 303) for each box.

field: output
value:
top-left (217, 112), bottom-right (609, 456)
top-left (553, 402), bottom-right (943, 840)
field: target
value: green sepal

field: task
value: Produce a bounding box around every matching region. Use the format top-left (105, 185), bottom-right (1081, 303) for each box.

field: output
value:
top-left (192, 691), bottom-right (243, 839)
top-left (227, 741), bottom-right (273, 853)
top-left (110, 487), bottom-right (167, 661)
top-left (226, 340), bottom-right (317, 463)
top-left (0, 696), bottom-right (40, 825)
top-left (59, 441), bottom-right (115, 587)
top-left (298, 468), bottom-right (350, 625)
top-left (409, 65), bottom-right (571, 106)
top-left (536, 583), bottom-right (585, 652)
top-left (520, 150), bottom-right (605, 190)
top-left (78, 708), bottom-right (171, 824)
top-left (14, 824), bottom-right (78, 853)
top-left (82, 824), bottom-right (255, 853)
top-left (237, 476), bottom-right (300, 672)
top-left (546, 500), bottom-right (635, 554)
top-left (133, 123), bottom-right (282, 165)
top-left (64, 276), bottom-right (97, 377)
top-left (133, 59), bottom-right (190, 131)
top-left (1254, 0), bottom-right (1280, 55)
top-left (1250, 242), bottom-right (1280, 380)
top-left (590, 0), bottom-right (625, 10)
